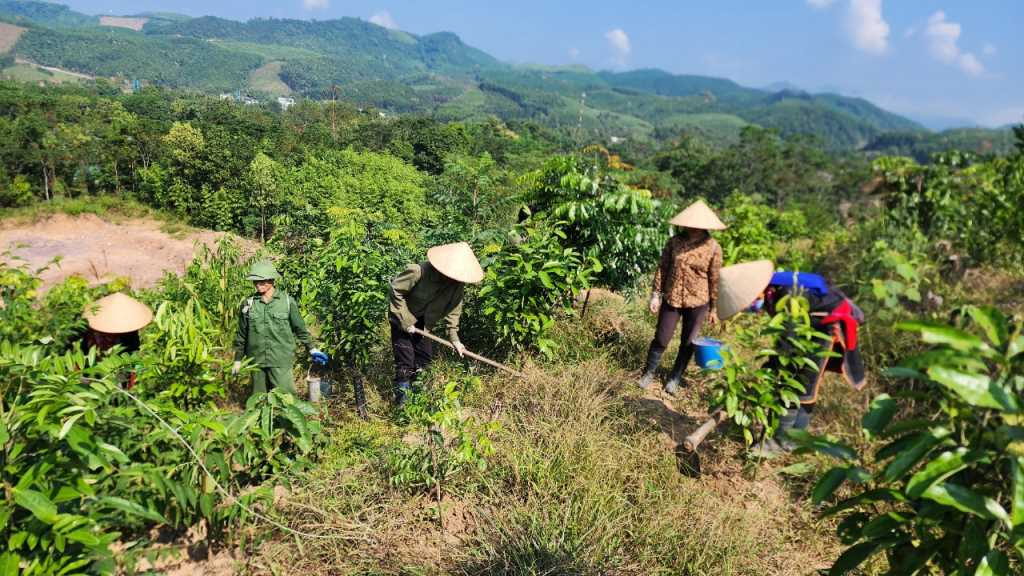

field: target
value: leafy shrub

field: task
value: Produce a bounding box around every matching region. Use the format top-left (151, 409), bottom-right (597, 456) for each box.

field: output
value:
top-left (709, 295), bottom-right (830, 445)
top-left (521, 155), bottom-right (666, 292)
top-left (385, 376), bottom-right (497, 494)
top-left (0, 338), bottom-right (322, 574)
top-left (716, 192), bottom-right (812, 267)
top-left (799, 307), bottom-right (1024, 575)
top-left (135, 300), bottom-right (229, 407)
top-left (478, 225), bottom-right (601, 356)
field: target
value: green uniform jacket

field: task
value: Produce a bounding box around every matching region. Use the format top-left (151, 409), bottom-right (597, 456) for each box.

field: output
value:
top-left (388, 261), bottom-right (465, 345)
top-left (234, 290), bottom-right (313, 367)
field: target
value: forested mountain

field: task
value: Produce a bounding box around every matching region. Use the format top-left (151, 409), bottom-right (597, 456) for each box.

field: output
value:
top-left (1, 0), bottom-right (1008, 152)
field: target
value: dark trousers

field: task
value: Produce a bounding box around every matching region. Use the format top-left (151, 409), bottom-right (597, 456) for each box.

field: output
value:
top-left (649, 303), bottom-right (708, 373)
top-left (390, 318), bottom-right (433, 384)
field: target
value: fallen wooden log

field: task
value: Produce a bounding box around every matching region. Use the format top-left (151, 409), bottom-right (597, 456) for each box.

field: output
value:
top-left (682, 410), bottom-right (728, 452)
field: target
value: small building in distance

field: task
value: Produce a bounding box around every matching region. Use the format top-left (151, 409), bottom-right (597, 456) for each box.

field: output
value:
top-left (277, 96), bottom-right (295, 111)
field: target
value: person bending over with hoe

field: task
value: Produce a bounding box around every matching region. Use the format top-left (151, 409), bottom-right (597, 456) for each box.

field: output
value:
top-left (639, 200), bottom-right (724, 397)
top-left (82, 292), bottom-right (154, 388)
top-left (232, 261), bottom-right (327, 396)
top-left (751, 271), bottom-right (866, 457)
top-left (388, 242), bottom-right (484, 407)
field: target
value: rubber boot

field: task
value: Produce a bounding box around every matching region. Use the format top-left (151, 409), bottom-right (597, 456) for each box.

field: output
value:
top-left (663, 348), bottom-right (693, 397)
top-left (395, 381), bottom-right (411, 409)
top-left (638, 348), bottom-right (662, 390)
top-left (774, 407), bottom-right (800, 452)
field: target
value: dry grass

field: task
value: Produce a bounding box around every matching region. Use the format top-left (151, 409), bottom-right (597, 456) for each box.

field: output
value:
top-left (253, 294), bottom-right (844, 574)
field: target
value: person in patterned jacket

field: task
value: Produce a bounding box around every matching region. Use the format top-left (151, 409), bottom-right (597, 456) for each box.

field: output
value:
top-left (639, 200), bottom-right (725, 397)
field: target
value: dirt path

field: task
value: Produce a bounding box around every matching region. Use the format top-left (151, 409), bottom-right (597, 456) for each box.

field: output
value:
top-left (14, 58), bottom-right (96, 80)
top-left (0, 213), bottom-right (233, 289)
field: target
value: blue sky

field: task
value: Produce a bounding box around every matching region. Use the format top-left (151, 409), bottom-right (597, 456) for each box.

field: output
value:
top-left (61, 0), bottom-right (1022, 128)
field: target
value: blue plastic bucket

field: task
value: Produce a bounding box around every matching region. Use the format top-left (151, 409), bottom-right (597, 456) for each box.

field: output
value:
top-left (694, 337), bottom-right (725, 370)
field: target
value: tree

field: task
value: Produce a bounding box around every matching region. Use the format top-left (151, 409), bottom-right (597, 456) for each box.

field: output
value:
top-left (245, 153), bottom-right (282, 242)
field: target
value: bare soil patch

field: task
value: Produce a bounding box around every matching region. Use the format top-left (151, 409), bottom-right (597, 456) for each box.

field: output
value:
top-left (0, 213), bottom-right (238, 289)
top-left (0, 22), bottom-right (26, 54)
top-left (99, 16), bottom-right (149, 31)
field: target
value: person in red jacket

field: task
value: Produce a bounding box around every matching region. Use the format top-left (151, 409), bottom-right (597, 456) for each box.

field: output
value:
top-left (752, 271), bottom-right (866, 457)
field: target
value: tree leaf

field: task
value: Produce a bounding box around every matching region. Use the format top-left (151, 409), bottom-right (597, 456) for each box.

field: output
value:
top-left (0, 553), bottom-right (19, 576)
top-left (98, 497), bottom-right (167, 524)
top-left (975, 549), bottom-right (1010, 576)
top-left (906, 448), bottom-right (980, 498)
top-left (13, 488), bottom-right (58, 524)
top-left (922, 482), bottom-right (1010, 523)
top-left (898, 321), bottom-right (988, 352)
top-left (967, 306), bottom-right (1006, 348)
top-left (882, 427), bottom-right (951, 483)
top-left (862, 394), bottom-right (897, 437)
top-left (1012, 457), bottom-right (1024, 529)
top-left (828, 540), bottom-right (886, 576)
top-left (927, 366), bottom-right (1016, 411)
top-left (813, 467), bottom-right (849, 504)
top-left (786, 429), bottom-right (857, 461)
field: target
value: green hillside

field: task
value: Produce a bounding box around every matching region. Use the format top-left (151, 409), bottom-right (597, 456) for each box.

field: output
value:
top-left (0, 0), bottom-right (938, 150)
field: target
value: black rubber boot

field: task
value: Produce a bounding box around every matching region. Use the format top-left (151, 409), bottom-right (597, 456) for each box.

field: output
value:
top-left (664, 347), bottom-right (694, 397)
top-left (638, 348), bottom-right (663, 390)
top-left (774, 407), bottom-right (800, 452)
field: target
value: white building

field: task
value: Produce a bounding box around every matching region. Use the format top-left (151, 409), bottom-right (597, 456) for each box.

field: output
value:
top-left (277, 97), bottom-right (296, 111)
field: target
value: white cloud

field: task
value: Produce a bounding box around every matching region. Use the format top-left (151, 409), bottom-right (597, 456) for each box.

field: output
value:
top-left (568, 47), bottom-right (580, 60)
top-left (845, 0), bottom-right (889, 55)
top-left (806, 0), bottom-right (835, 8)
top-left (302, 0), bottom-right (329, 10)
top-left (925, 11), bottom-right (984, 77)
top-left (369, 10), bottom-right (397, 29)
top-left (605, 28), bottom-right (631, 65)
top-left (983, 42), bottom-right (997, 56)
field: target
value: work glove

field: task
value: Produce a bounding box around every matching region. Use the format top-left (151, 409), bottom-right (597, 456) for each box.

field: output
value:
top-left (231, 361), bottom-right (241, 376)
top-left (311, 349), bottom-right (329, 365)
top-left (648, 293), bottom-right (661, 315)
top-left (454, 341), bottom-right (466, 358)
top-left (406, 323), bottom-right (417, 334)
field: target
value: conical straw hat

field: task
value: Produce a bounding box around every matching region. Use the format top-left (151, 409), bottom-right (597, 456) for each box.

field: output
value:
top-left (427, 242), bottom-right (484, 284)
top-left (717, 260), bottom-right (774, 321)
top-left (83, 293), bottom-right (154, 334)
top-left (669, 199), bottom-right (727, 230)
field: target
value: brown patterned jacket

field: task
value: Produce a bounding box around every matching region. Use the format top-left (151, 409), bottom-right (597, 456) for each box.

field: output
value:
top-left (652, 233), bottom-right (722, 311)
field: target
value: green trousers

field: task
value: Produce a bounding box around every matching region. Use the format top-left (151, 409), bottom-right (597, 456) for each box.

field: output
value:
top-left (251, 365), bottom-right (297, 396)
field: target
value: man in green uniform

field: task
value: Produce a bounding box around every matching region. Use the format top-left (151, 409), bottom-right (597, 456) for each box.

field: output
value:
top-left (389, 242), bottom-right (484, 406)
top-left (232, 261), bottom-right (326, 395)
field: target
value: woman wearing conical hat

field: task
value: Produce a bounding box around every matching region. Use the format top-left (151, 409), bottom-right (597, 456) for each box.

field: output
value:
top-left (82, 292), bottom-right (154, 388)
top-left (82, 292), bottom-right (154, 355)
top-left (388, 242), bottom-right (484, 407)
top-left (639, 200), bottom-right (725, 397)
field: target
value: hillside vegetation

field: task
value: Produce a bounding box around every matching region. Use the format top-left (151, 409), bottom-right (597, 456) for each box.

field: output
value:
top-left (3, 0), bottom-right (1014, 154)
top-left (1, 74), bottom-right (1023, 574)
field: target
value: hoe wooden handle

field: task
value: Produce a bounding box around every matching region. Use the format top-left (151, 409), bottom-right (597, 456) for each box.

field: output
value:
top-left (682, 410), bottom-right (728, 452)
top-left (411, 327), bottom-right (526, 378)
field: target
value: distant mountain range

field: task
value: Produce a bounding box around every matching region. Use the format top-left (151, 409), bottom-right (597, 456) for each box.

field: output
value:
top-left (0, 0), bottom-right (1014, 153)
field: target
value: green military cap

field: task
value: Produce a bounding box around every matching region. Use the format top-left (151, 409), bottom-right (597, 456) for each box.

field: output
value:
top-left (246, 261), bottom-right (281, 281)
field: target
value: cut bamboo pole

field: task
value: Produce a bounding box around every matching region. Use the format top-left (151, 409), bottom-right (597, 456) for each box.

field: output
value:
top-left (682, 410), bottom-right (728, 452)
top-left (411, 327), bottom-right (526, 378)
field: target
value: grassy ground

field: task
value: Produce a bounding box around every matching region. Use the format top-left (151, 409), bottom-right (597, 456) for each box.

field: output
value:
top-left (0, 21), bottom-right (26, 54)
top-left (0, 63), bottom-right (87, 85)
top-left (248, 61), bottom-right (292, 97)
top-left (0, 196), bottom-right (157, 225)
top-left (255, 292), bottom-right (843, 575)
